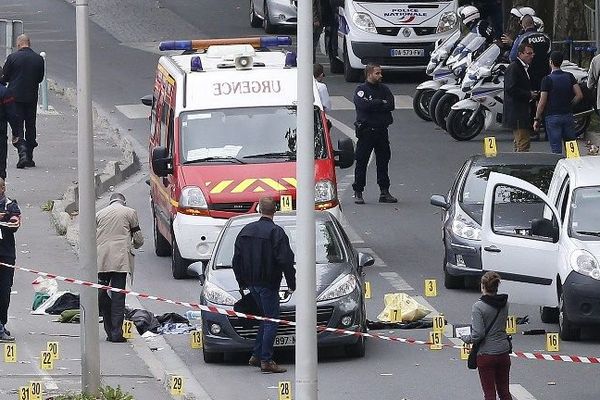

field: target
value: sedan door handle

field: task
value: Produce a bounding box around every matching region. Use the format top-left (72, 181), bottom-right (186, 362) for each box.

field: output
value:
top-left (483, 245), bottom-right (501, 253)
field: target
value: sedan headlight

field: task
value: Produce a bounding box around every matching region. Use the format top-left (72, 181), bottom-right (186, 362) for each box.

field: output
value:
top-left (570, 250), bottom-right (600, 280)
top-left (437, 11), bottom-right (458, 33)
top-left (203, 281), bottom-right (236, 305)
top-left (317, 274), bottom-right (357, 302)
top-left (352, 12), bottom-right (377, 33)
top-left (315, 179), bottom-right (336, 203)
top-left (180, 186), bottom-right (208, 209)
top-left (452, 208), bottom-right (481, 241)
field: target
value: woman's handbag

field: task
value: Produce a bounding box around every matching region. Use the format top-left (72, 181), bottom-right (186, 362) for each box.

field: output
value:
top-left (467, 308), bottom-right (502, 370)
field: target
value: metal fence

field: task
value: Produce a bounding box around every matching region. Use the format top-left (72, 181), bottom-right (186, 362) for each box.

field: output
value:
top-left (585, 4), bottom-right (596, 42)
top-left (0, 19), bottom-right (23, 63)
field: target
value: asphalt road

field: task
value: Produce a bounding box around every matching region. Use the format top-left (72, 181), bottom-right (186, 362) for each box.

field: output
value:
top-left (6, 0), bottom-right (600, 399)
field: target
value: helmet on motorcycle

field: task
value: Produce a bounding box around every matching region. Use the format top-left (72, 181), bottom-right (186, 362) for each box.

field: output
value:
top-left (532, 16), bottom-right (544, 32)
top-left (459, 5), bottom-right (480, 27)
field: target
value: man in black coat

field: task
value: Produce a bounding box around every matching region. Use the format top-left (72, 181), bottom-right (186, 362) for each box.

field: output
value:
top-left (0, 34), bottom-right (45, 168)
top-left (503, 42), bottom-right (537, 152)
top-left (0, 84), bottom-right (15, 179)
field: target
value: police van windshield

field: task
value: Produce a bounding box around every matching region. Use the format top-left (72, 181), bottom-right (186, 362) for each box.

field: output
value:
top-left (180, 107), bottom-right (327, 164)
top-left (570, 186), bottom-right (600, 241)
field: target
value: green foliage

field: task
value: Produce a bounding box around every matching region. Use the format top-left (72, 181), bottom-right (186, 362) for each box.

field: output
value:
top-left (53, 385), bottom-right (134, 400)
top-left (41, 200), bottom-right (54, 212)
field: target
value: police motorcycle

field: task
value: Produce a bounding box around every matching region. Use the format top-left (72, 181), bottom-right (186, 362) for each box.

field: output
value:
top-left (445, 45), bottom-right (593, 141)
top-left (413, 30), bottom-right (462, 121)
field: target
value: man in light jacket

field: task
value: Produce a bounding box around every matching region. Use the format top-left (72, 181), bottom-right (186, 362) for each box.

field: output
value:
top-left (96, 193), bottom-right (143, 342)
top-left (587, 52), bottom-right (600, 110)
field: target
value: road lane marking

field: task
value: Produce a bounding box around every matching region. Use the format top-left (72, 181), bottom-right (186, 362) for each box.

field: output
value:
top-left (510, 384), bottom-right (538, 400)
top-left (393, 95), bottom-right (413, 109)
top-left (115, 104), bottom-right (149, 119)
top-left (330, 95), bottom-right (355, 110)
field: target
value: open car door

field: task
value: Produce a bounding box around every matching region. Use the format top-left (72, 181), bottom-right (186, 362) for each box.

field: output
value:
top-left (481, 172), bottom-right (560, 307)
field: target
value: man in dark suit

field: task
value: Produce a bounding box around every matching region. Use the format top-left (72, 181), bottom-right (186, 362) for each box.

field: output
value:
top-left (0, 34), bottom-right (45, 168)
top-left (503, 42), bottom-right (537, 152)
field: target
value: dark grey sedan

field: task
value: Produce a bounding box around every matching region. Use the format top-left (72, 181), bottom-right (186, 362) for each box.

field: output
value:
top-left (430, 152), bottom-right (561, 289)
top-left (191, 211), bottom-right (374, 363)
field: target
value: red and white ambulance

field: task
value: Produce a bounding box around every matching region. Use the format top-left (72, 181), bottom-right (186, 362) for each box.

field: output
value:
top-left (143, 37), bottom-right (354, 279)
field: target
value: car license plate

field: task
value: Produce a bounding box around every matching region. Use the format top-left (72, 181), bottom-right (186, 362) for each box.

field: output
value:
top-left (274, 334), bottom-right (295, 347)
top-left (390, 48), bottom-right (425, 57)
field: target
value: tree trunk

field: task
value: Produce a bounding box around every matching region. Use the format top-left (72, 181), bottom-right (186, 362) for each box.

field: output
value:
top-left (553, 0), bottom-right (589, 40)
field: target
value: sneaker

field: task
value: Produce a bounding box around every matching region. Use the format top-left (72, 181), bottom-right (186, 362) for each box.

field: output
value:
top-left (354, 191), bottom-right (365, 205)
top-left (260, 360), bottom-right (287, 374)
top-left (379, 191), bottom-right (398, 203)
top-left (0, 332), bottom-right (15, 342)
top-left (248, 355), bottom-right (261, 367)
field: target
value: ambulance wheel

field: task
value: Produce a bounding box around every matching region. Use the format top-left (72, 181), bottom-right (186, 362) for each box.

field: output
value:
top-left (263, 3), bottom-right (277, 34)
top-left (344, 333), bottom-right (366, 358)
top-left (446, 109), bottom-right (484, 141)
top-left (434, 93), bottom-right (458, 131)
top-left (540, 306), bottom-right (559, 323)
top-left (413, 88), bottom-right (434, 121)
top-left (343, 45), bottom-right (362, 83)
top-left (153, 212), bottom-right (171, 257)
top-left (428, 90), bottom-right (446, 126)
top-left (559, 293), bottom-right (580, 341)
top-left (250, 0), bottom-right (261, 28)
top-left (330, 53), bottom-right (344, 74)
top-left (203, 347), bottom-right (224, 364)
top-left (171, 237), bottom-right (190, 280)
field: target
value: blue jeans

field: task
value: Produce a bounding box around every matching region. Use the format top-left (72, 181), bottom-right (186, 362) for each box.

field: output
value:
top-left (545, 114), bottom-right (576, 154)
top-left (249, 286), bottom-right (280, 361)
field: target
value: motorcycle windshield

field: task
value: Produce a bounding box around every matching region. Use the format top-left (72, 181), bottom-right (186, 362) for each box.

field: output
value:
top-left (447, 34), bottom-right (486, 68)
top-left (464, 44), bottom-right (502, 81)
top-left (431, 30), bottom-right (461, 62)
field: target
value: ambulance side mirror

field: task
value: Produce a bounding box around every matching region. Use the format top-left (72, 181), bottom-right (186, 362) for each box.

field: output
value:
top-left (334, 137), bottom-right (354, 169)
top-left (152, 146), bottom-right (173, 177)
top-left (141, 94), bottom-right (153, 107)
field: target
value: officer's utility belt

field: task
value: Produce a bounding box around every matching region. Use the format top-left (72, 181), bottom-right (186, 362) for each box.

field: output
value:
top-left (354, 122), bottom-right (387, 136)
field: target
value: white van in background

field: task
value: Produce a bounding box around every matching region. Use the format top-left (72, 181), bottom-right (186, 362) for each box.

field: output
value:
top-left (328, 0), bottom-right (458, 81)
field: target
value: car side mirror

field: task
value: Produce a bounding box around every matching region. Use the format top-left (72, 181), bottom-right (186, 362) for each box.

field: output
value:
top-left (430, 194), bottom-right (450, 210)
top-left (334, 137), bottom-right (354, 169)
top-left (358, 252), bottom-right (375, 268)
top-left (151, 146), bottom-right (173, 177)
top-left (187, 262), bottom-right (206, 285)
top-left (141, 94), bottom-right (153, 107)
top-left (531, 218), bottom-right (559, 243)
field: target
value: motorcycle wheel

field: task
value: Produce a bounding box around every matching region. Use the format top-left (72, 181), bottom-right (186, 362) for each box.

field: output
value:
top-left (428, 90), bottom-right (447, 126)
top-left (573, 114), bottom-right (591, 138)
top-left (413, 89), bottom-right (435, 121)
top-left (434, 93), bottom-right (459, 131)
top-left (446, 108), bottom-right (485, 141)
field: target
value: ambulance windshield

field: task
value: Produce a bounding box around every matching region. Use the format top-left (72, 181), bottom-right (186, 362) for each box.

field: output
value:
top-left (180, 106), bottom-right (326, 164)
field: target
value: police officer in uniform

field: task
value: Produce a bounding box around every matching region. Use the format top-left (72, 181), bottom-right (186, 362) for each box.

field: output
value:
top-left (460, 6), bottom-right (497, 45)
top-left (509, 14), bottom-right (551, 91)
top-left (352, 63), bottom-right (397, 204)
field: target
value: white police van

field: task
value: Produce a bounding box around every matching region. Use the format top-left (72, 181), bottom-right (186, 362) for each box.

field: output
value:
top-left (328, 0), bottom-right (458, 81)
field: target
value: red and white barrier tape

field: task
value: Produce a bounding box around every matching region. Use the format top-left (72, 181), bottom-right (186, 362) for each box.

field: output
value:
top-left (6, 262), bottom-right (600, 364)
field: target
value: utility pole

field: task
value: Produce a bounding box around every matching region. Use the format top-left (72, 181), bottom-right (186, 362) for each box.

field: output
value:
top-left (76, 0), bottom-right (100, 395)
top-left (295, 0), bottom-right (318, 398)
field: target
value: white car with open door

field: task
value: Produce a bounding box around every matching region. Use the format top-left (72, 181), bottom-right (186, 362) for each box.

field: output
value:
top-left (481, 158), bottom-right (600, 341)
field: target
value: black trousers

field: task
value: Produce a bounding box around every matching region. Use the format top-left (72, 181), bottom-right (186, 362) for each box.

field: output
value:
top-left (352, 128), bottom-right (391, 192)
top-left (10, 102), bottom-right (38, 153)
top-left (98, 272), bottom-right (127, 340)
top-left (0, 259), bottom-right (15, 326)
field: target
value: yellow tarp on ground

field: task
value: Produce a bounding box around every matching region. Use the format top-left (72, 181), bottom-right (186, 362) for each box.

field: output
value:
top-left (377, 293), bottom-right (432, 323)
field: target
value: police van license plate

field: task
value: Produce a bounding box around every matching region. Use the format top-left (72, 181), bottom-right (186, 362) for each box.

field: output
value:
top-left (390, 48), bottom-right (425, 57)
top-left (274, 335), bottom-right (295, 347)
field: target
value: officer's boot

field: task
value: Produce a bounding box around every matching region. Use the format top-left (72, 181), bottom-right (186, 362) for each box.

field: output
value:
top-left (16, 145), bottom-right (28, 169)
top-left (25, 148), bottom-right (35, 167)
top-left (354, 191), bottom-right (365, 205)
top-left (379, 189), bottom-right (398, 203)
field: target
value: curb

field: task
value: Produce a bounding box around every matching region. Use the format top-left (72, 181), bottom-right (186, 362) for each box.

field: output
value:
top-left (47, 80), bottom-right (141, 249)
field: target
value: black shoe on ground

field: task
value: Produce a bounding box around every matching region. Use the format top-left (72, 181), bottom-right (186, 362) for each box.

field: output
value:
top-left (354, 191), bottom-right (365, 204)
top-left (25, 158), bottom-right (35, 168)
top-left (248, 355), bottom-right (261, 367)
top-left (0, 332), bottom-right (15, 342)
top-left (4, 328), bottom-right (10, 336)
top-left (379, 190), bottom-right (398, 203)
top-left (107, 336), bottom-right (127, 343)
top-left (261, 360), bottom-right (287, 373)
top-left (16, 157), bottom-right (28, 169)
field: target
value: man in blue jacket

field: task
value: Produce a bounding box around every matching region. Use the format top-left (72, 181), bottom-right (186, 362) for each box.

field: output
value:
top-left (0, 34), bottom-right (44, 168)
top-left (352, 63), bottom-right (397, 204)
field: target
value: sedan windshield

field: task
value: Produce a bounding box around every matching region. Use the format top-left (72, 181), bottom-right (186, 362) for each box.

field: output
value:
top-left (570, 186), bottom-right (600, 241)
top-left (213, 219), bottom-right (346, 267)
top-left (180, 107), bottom-right (326, 164)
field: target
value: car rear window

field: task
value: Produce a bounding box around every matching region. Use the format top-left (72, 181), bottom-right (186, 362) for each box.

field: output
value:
top-left (461, 164), bottom-right (556, 205)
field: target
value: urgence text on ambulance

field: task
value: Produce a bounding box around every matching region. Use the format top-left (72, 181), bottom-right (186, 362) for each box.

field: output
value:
top-left (213, 80), bottom-right (282, 96)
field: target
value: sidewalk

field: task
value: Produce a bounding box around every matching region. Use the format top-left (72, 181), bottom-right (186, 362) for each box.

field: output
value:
top-left (1, 89), bottom-right (173, 399)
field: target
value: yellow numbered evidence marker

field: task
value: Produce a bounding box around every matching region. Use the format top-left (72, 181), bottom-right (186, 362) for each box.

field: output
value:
top-left (432, 315), bottom-right (445, 333)
top-left (505, 316), bottom-right (517, 335)
top-left (429, 331), bottom-right (443, 350)
top-left (40, 351), bottom-right (53, 370)
top-left (29, 381), bottom-right (43, 400)
top-left (484, 136), bottom-right (497, 157)
top-left (4, 343), bottom-right (16, 363)
top-left (18, 386), bottom-right (30, 400)
top-left (546, 332), bottom-right (560, 352)
top-left (47, 341), bottom-right (59, 360)
top-left (190, 330), bottom-right (203, 349)
top-left (364, 281), bottom-right (371, 299)
top-left (565, 140), bottom-right (580, 159)
top-left (122, 320), bottom-right (134, 339)
top-left (280, 195), bottom-right (293, 212)
top-left (390, 308), bottom-right (402, 323)
top-left (424, 279), bottom-right (437, 297)
top-left (460, 343), bottom-right (472, 360)
top-left (170, 376), bottom-right (184, 396)
top-left (278, 381), bottom-right (292, 400)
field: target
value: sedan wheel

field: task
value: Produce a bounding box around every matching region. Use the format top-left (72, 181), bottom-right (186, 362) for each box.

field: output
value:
top-left (344, 334), bottom-right (366, 358)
